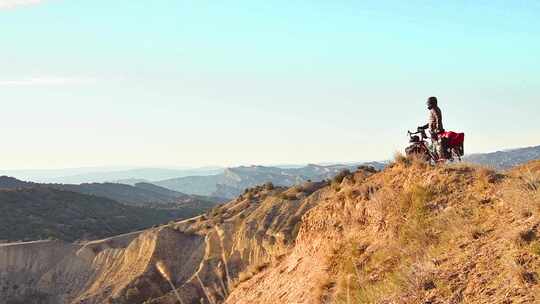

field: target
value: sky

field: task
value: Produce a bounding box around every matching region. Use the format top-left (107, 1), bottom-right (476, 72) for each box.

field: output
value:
top-left (1, 0), bottom-right (539, 169)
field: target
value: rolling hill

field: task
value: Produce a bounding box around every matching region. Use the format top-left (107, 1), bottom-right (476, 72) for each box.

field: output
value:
top-left (0, 187), bottom-right (181, 242)
top-left (0, 176), bottom-right (224, 207)
top-left (0, 177), bottom-right (222, 243)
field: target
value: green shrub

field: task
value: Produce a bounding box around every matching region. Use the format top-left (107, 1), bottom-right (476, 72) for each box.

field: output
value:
top-left (125, 287), bottom-right (142, 302)
top-left (333, 170), bottom-right (352, 184)
top-left (530, 241), bottom-right (540, 256)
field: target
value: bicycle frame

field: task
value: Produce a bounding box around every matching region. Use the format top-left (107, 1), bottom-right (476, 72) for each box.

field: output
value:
top-left (407, 130), bottom-right (442, 164)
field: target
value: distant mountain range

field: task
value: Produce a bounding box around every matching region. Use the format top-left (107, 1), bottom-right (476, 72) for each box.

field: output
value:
top-left (149, 145), bottom-right (540, 198)
top-left (1, 163), bottom-right (388, 200)
top-left (464, 145), bottom-right (540, 169)
top-left (2, 144), bottom-right (538, 204)
top-left (0, 167), bottom-right (224, 184)
top-left (154, 162), bottom-right (386, 198)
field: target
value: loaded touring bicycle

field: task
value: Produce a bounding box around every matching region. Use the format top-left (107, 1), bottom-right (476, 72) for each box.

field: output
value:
top-left (406, 127), bottom-right (465, 164)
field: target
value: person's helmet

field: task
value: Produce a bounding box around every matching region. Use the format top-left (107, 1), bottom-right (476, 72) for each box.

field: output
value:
top-left (427, 96), bottom-right (438, 109)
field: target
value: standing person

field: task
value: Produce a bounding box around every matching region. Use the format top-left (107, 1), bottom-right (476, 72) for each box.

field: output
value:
top-left (419, 96), bottom-right (448, 159)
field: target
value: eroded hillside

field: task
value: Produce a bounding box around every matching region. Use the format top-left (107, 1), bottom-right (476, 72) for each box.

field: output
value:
top-left (226, 159), bottom-right (540, 304)
top-left (1, 159), bottom-right (539, 304)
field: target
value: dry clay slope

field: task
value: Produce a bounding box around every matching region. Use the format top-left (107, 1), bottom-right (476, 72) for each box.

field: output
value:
top-left (226, 159), bottom-right (540, 303)
top-left (2, 160), bottom-right (540, 303)
top-left (0, 174), bottom-right (333, 303)
top-left (0, 224), bottom-right (205, 304)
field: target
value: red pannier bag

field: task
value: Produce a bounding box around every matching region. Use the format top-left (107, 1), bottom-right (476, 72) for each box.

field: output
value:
top-left (440, 131), bottom-right (465, 156)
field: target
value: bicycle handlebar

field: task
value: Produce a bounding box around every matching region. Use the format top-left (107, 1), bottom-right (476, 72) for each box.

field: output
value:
top-left (408, 128), bottom-right (429, 139)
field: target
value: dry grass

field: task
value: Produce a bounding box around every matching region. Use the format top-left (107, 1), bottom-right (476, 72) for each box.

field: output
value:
top-left (392, 152), bottom-right (429, 169)
top-left (360, 186), bottom-right (442, 302)
top-left (314, 275), bottom-right (336, 304)
top-left (322, 159), bottom-right (540, 303)
top-left (504, 165), bottom-right (540, 219)
top-left (196, 274), bottom-right (215, 304)
top-left (230, 261), bottom-right (270, 289)
top-left (223, 160), bottom-right (540, 304)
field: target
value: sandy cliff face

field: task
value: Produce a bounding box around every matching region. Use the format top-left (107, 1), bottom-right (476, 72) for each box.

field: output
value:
top-left (0, 231), bottom-right (144, 304)
top-left (2, 160), bottom-right (539, 304)
top-left (144, 181), bottom-right (329, 304)
top-left (226, 160), bottom-right (540, 304)
top-left (0, 240), bottom-right (86, 303)
top-left (0, 179), bottom-right (327, 304)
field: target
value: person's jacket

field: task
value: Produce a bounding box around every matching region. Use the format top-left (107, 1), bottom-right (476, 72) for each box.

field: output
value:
top-left (428, 106), bottom-right (444, 134)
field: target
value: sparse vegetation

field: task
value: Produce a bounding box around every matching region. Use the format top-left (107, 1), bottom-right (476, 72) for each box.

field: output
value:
top-left (278, 190), bottom-right (297, 201)
top-left (530, 241), bottom-right (540, 256)
top-left (324, 160), bottom-right (540, 303)
top-left (125, 286), bottom-right (143, 302)
top-left (232, 261), bottom-right (271, 289)
top-left (263, 182), bottom-right (274, 190)
top-left (332, 169), bottom-right (352, 185)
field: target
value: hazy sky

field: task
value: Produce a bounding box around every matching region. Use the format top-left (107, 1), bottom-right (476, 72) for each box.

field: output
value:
top-left (1, 1), bottom-right (539, 169)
